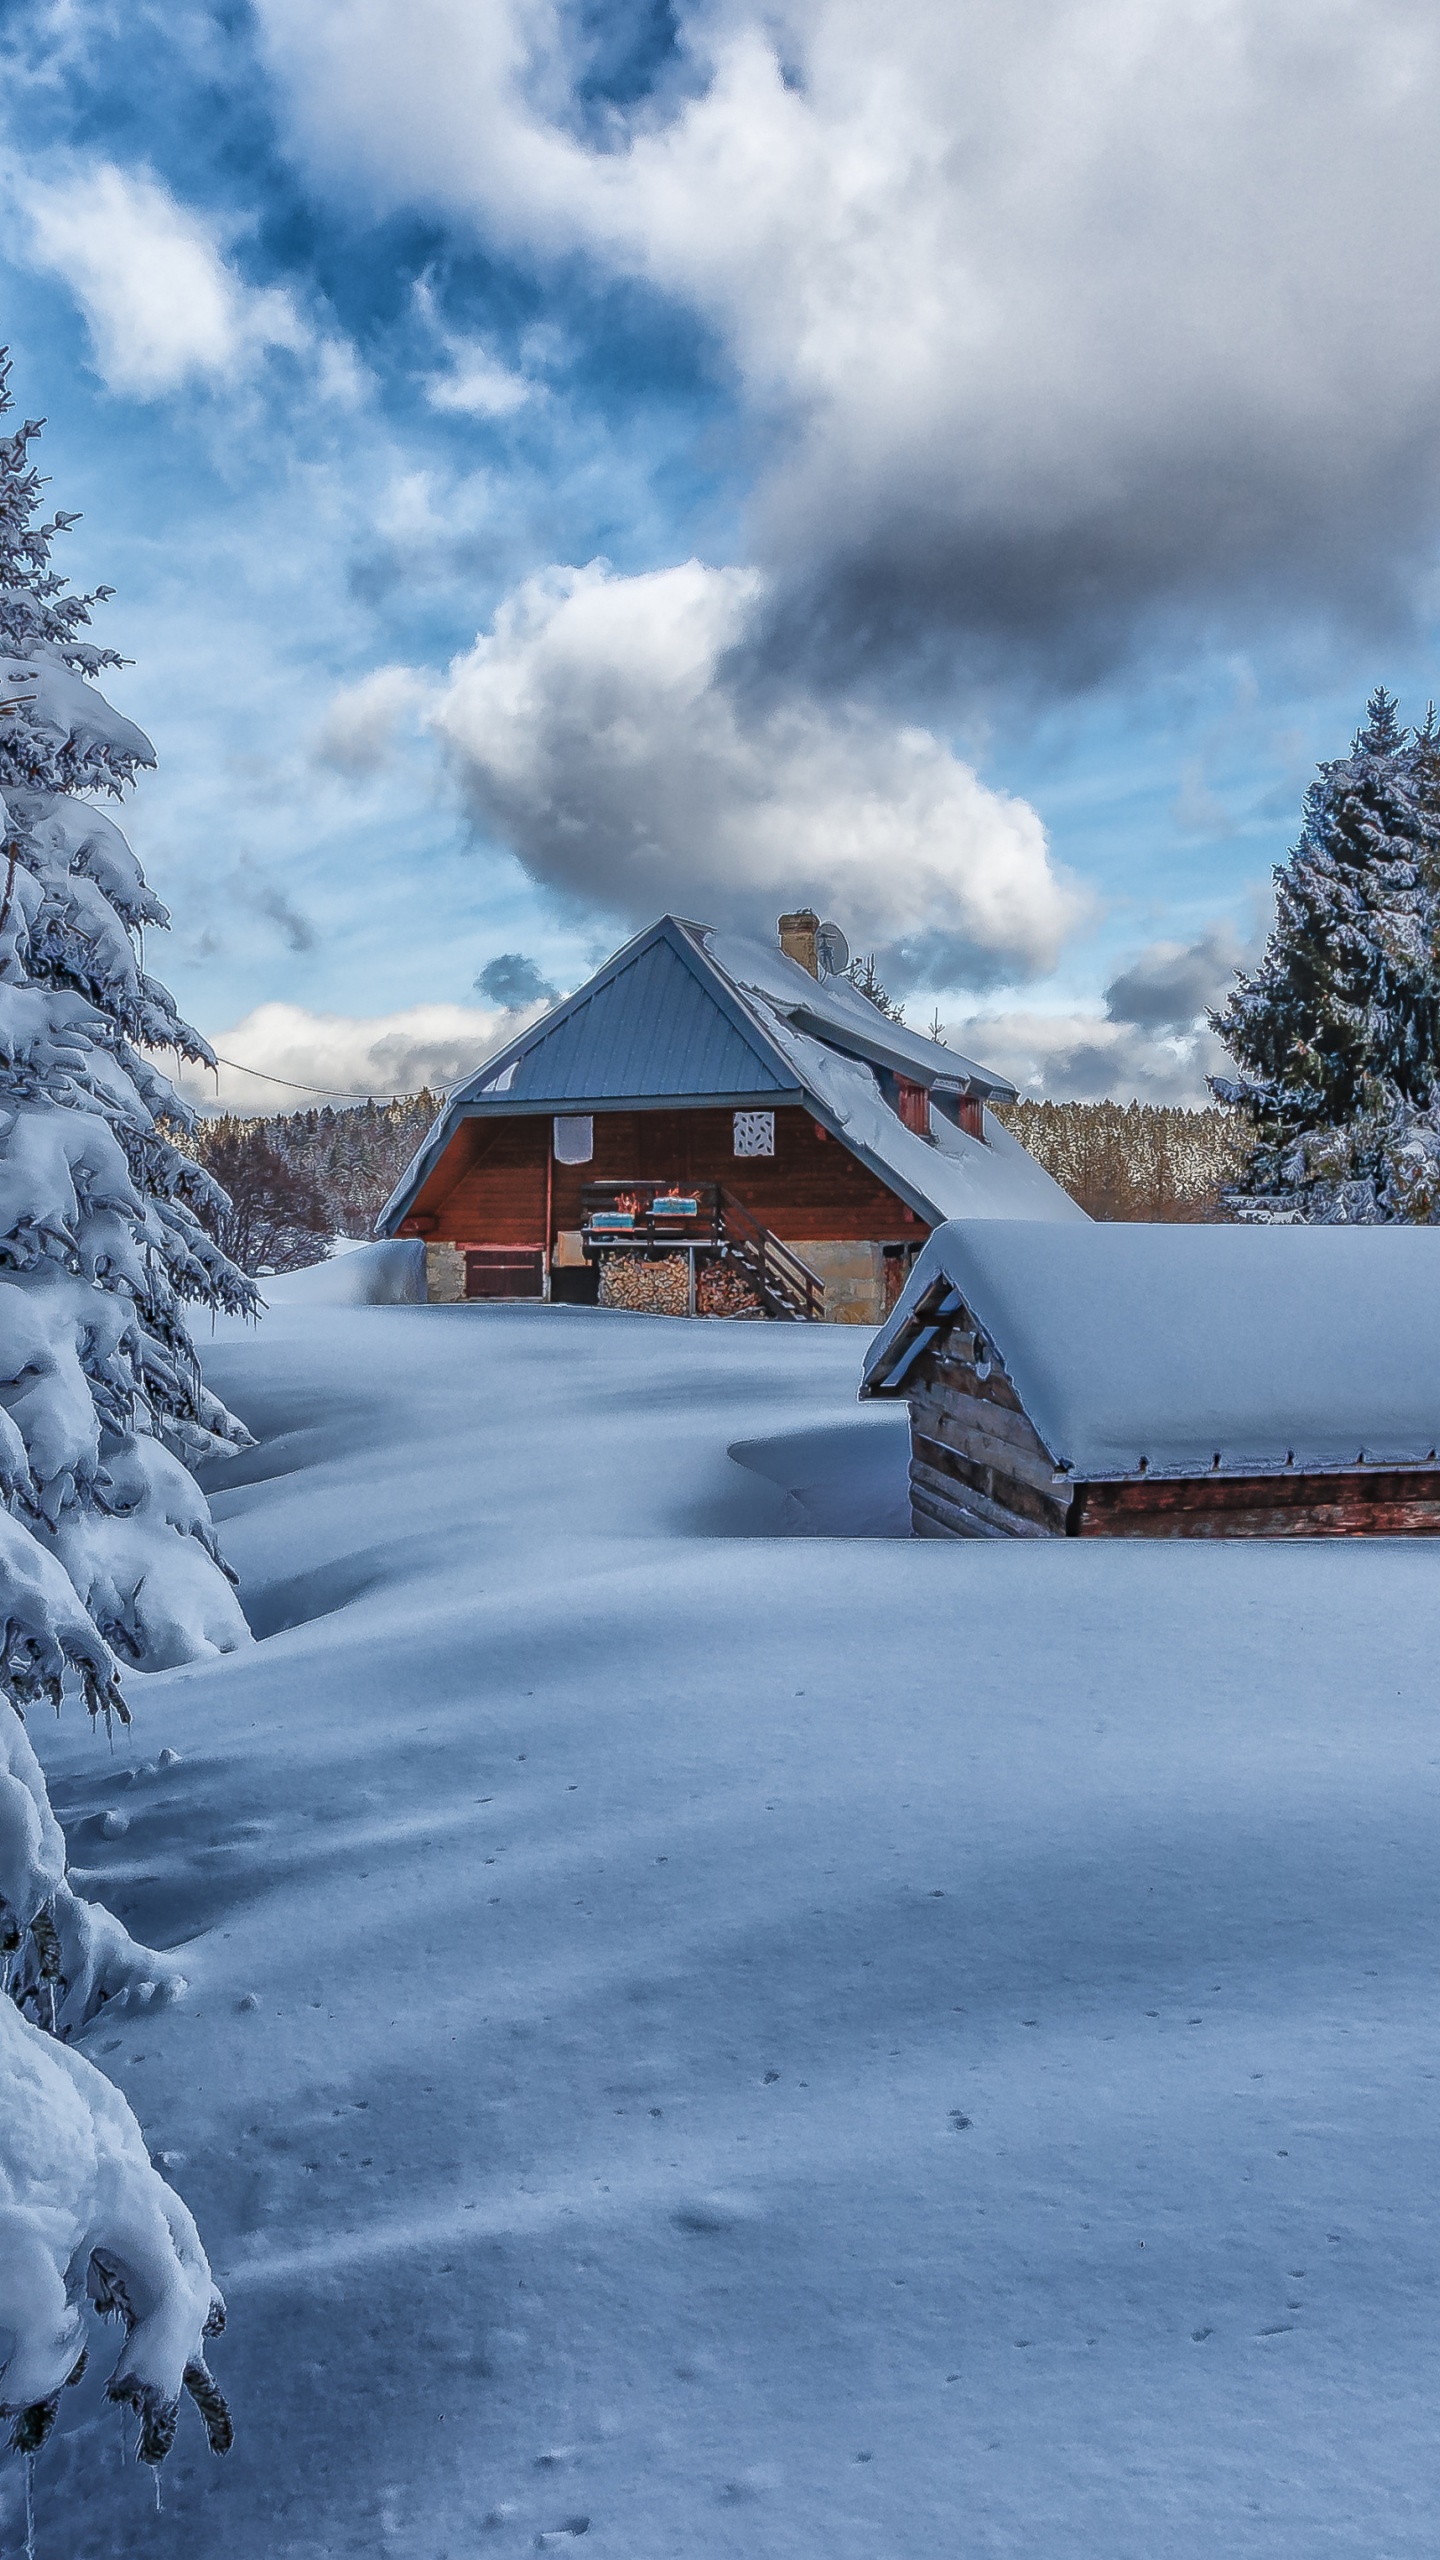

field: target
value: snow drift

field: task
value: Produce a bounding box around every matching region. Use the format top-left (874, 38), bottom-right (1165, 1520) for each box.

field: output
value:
top-left (18, 1296), bottom-right (1440, 2555)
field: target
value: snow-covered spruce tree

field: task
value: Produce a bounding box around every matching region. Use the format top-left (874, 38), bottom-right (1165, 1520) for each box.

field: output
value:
top-left (1210, 690), bottom-right (1440, 1221)
top-left (0, 358), bottom-right (245, 2462)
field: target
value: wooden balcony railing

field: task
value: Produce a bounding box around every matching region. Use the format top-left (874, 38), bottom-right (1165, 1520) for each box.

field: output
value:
top-left (577, 1181), bottom-right (824, 1321)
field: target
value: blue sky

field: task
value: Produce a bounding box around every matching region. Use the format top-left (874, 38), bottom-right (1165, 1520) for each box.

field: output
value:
top-left (5, 0), bottom-right (1440, 1106)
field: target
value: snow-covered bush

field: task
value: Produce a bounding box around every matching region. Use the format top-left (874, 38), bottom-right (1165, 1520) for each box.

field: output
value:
top-left (1212, 689), bottom-right (1440, 1221)
top-left (0, 355), bottom-right (246, 2467)
top-left (0, 1997), bottom-right (230, 2463)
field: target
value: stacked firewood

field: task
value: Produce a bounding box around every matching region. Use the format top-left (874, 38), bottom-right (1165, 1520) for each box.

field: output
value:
top-left (597, 1255), bottom-right (691, 1314)
top-left (696, 1264), bottom-right (763, 1318)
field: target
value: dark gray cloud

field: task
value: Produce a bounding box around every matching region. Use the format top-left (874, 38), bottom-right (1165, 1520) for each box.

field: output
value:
top-left (474, 951), bottom-right (558, 1009)
top-left (943, 920), bottom-right (1255, 1099)
top-left (1104, 928), bottom-right (1246, 1036)
top-left (230, 857), bottom-right (319, 954)
top-left (259, 0), bottom-right (1440, 693)
top-left (946, 1003), bottom-right (1234, 1105)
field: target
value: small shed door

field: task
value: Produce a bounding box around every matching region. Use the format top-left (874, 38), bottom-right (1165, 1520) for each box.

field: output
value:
top-left (465, 1248), bottom-right (545, 1300)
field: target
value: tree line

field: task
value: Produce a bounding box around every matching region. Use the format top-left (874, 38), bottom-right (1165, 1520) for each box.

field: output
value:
top-left (994, 1101), bottom-right (1248, 1221)
top-left (183, 1092), bottom-right (442, 1272)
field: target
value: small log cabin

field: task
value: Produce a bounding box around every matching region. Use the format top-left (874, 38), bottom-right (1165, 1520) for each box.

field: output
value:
top-left (379, 913), bottom-right (1081, 1321)
top-left (862, 1218), bottom-right (1440, 1537)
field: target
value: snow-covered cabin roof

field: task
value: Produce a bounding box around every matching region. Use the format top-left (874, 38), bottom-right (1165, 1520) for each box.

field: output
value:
top-left (862, 1219), bottom-right (1440, 1479)
top-left (378, 917), bottom-right (1083, 1234)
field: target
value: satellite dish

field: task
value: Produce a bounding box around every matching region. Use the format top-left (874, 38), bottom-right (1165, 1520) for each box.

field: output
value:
top-left (815, 921), bottom-right (850, 978)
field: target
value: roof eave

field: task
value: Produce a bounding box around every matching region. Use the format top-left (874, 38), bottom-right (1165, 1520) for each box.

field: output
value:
top-left (860, 1279), bottom-right (964, 1396)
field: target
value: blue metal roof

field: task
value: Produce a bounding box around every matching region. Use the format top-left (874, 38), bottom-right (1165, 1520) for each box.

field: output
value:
top-left (377, 914), bottom-right (1051, 1235)
top-left (476, 921), bottom-right (791, 1104)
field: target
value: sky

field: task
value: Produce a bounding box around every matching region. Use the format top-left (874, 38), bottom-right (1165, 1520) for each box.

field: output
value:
top-left (5, 0), bottom-right (1440, 1108)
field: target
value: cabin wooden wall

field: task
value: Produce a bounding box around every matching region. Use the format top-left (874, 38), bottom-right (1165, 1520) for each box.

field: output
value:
top-left (401, 1106), bottom-right (924, 1247)
top-left (1070, 1470), bottom-right (1440, 1538)
top-left (905, 1336), bottom-right (1071, 1538)
top-left (905, 1324), bottom-right (1440, 1540)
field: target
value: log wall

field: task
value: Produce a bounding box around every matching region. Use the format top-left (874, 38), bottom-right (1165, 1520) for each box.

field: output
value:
top-left (906, 1333), bottom-right (1070, 1540)
top-left (1070, 1469), bottom-right (1440, 1538)
top-left (400, 1106), bottom-right (925, 1248)
top-left (905, 1325), bottom-right (1440, 1540)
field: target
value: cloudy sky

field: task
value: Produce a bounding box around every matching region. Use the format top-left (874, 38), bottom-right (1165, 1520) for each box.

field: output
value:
top-left (5, 0), bottom-right (1440, 1105)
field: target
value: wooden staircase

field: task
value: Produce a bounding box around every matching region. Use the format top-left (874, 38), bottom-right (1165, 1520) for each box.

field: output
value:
top-left (578, 1181), bottom-right (824, 1321)
top-left (711, 1187), bottom-right (824, 1321)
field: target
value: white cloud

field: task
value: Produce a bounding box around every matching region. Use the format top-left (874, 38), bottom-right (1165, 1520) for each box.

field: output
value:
top-left (947, 1006), bottom-right (1232, 1105)
top-left (12, 160), bottom-right (313, 397)
top-left (311, 666), bottom-right (431, 775)
top-left (431, 557), bottom-right (1079, 972)
top-left (948, 920), bottom-right (1249, 1098)
top-left (173, 999), bottom-right (547, 1111)
top-left (426, 346), bottom-right (532, 417)
top-left (413, 277), bottom-right (533, 417)
top-left (254, 0), bottom-right (1440, 665)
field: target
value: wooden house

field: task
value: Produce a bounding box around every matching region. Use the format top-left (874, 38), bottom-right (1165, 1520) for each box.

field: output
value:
top-left (862, 1218), bottom-right (1440, 1537)
top-left (377, 912), bottom-right (1082, 1320)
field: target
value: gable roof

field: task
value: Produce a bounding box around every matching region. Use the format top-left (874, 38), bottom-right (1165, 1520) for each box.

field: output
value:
top-left (862, 1219), bottom-right (1440, 1479)
top-left (459, 919), bottom-right (795, 1109)
top-left (378, 916), bottom-right (1082, 1234)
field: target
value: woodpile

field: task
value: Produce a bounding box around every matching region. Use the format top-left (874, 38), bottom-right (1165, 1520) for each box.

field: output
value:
top-left (696, 1264), bottom-right (763, 1318)
top-left (598, 1255), bottom-right (690, 1314)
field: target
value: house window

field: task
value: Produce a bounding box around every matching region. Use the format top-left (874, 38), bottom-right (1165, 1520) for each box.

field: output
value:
top-left (553, 1115), bottom-right (594, 1164)
top-left (733, 1111), bottom-right (775, 1157)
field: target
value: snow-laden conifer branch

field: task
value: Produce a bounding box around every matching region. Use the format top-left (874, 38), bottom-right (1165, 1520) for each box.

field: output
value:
top-left (0, 1998), bottom-right (231, 2466)
top-left (0, 351), bottom-right (240, 2475)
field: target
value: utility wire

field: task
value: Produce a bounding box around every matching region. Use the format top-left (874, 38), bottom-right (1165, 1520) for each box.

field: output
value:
top-left (208, 1054), bottom-right (374, 1101)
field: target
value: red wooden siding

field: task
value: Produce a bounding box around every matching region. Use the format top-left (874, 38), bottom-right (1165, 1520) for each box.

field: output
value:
top-left (1071, 1468), bottom-right (1440, 1539)
top-left (400, 1105), bottom-right (923, 1246)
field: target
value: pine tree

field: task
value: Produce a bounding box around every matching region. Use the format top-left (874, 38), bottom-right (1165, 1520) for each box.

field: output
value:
top-left (0, 356), bottom-right (239, 2467)
top-left (1210, 689), bottom-right (1440, 1221)
top-left (845, 952), bottom-right (906, 1022)
top-left (0, 360), bottom-right (256, 1680)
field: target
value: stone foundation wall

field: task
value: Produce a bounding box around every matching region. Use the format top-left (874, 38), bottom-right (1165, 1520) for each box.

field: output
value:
top-left (423, 1241), bottom-right (466, 1304)
top-left (789, 1239), bottom-right (888, 1325)
top-left (423, 1234), bottom-right (902, 1319)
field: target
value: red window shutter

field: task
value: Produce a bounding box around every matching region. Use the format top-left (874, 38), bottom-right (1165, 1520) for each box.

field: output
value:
top-left (896, 1079), bottom-right (930, 1134)
top-left (958, 1096), bottom-right (984, 1139)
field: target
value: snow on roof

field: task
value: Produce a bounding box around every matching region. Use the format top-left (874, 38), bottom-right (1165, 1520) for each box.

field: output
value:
top-left (694, 926), bottom-right (1013, 1096)
top-left (750, 1005), bottom-right (1083, 1226)
top-left (862, 1219), bottom-right (1440, 1479)
top-left (378, 915), bottom-right (1079, 1233)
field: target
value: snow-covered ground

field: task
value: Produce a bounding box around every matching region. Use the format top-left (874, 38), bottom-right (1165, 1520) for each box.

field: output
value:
top-left (18, 1289), bottom-right (1440, 2556)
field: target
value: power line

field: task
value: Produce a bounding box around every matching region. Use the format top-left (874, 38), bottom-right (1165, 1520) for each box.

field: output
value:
top-left (208, 1054), bottom-right (375, 1101)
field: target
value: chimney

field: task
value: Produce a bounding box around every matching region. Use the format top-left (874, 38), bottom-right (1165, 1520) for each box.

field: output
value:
top-left (778, 909), bottom-right (821, 977)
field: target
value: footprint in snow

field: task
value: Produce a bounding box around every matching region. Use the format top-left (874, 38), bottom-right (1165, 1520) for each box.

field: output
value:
top-left (673, 2196), bottom-right (750, 2233)
top-left (720, 2466), bottom-right (781, 2502)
